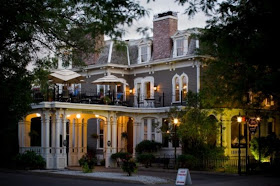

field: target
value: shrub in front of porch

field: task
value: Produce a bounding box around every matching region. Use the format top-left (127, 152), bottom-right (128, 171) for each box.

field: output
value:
top-left (111, 152), bottom-right (137, 176)
top-left (15, 150), bottom-right (46, 170)
top-left (79, 153), bottom-right (97, 173)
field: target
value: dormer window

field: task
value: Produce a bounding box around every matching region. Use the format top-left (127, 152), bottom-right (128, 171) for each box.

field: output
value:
top-left (138, 39), bottom-right (152, 64)
top-left (141, 46), bottom-right (148, 62)
top-left (172, 31), bottom-right (189, 58)
top-left (176, 38), bottom-right (184, 56)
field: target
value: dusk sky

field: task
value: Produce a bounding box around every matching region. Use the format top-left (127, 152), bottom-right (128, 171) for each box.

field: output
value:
top-left (119, 0), bottom-right (208, 40)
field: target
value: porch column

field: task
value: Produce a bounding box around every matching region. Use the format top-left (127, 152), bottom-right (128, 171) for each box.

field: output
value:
top-left (117, 119), bottom-right (122, 152)
top-left (55, 111), bottom-right (61, 155)
top-left (44, 110), bottom-right (51, 169)
top-left (147, 118), bottom-right (152, 140)
top-left (74, 119), bottom-right (78, 155)
top-left (25, 121), bottom-right (31, 147)
top-left (112, 116), bottom-right (117, 154)
top-left (83, 122), bottom-right (88, 154)
top-left (62, 113), bottom-right (67, 167)
top-left (140, 119), bottom-right (144, 141)
top-left (133, 120), bottom-right (137, 157)
top-left (18, 121), bottom-right (24, 149)
top-left (68, 120), bottom-right (73, 166)
top-left (78, 119), bottom-right (82, 160)
top-left (41, 112), bottom-right (45, 150)
top-left (51, 114), bottom-right (56, 148)
top-left (45, 111), bottom-right (50, 151)
top-left (223, 116), bottom-right (231, 156)
top-left (105, 118), bottom-right (112, 167)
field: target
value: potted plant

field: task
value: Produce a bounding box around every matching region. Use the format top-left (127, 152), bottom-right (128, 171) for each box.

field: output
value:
top-left (121, 132), bottom-right (128, 139)
top-left (91, 133), bottom-right (99, 139)
top-left (103, 96), bottom-right (112, 105)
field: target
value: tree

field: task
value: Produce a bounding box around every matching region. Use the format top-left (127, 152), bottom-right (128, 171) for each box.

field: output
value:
top-left (0, 0), bottom-right (147, 167)
top-left (174, 0), bottom-right (279, 110)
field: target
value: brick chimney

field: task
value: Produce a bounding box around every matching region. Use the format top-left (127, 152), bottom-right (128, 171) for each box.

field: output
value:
top-left (153, 11), bottom-right (178, 60)
top-left (84, 34), bottom-right (104, 65)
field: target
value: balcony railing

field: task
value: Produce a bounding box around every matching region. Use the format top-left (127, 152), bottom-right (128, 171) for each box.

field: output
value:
top-left (31, 89), bottom-right (188, 108)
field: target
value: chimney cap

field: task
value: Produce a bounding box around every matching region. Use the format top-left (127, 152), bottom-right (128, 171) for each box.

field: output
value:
top-left (154, 11), bottom-right (178, 20)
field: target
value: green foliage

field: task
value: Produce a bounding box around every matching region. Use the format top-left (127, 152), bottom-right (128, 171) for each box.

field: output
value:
top-left (178, 154), bottom-right (199, 169)
top-left (112, 152), bottom-right (137, 176)
top-left (111, 152), bottom-right (131, 167)
top-left (250, 133), bottom-right (280, 162)
top-left (178, 108), bottom-right (220, 148)
top-left (0, 0), bottom-right (147, 166)
top-left (79, 153), bottom-right (97, 172)
top-left (136, 153), bottom-right (155, 168)
top-left (121, 158), bottom-right (137, 176)
top-left (135, 140), bottom-right (162, 154)
top-left (15, 150), bottom-right (46, 170)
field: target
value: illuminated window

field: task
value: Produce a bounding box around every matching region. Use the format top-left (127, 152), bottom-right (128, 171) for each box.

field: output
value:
top-left (172, 73), bottom-right (188, 102)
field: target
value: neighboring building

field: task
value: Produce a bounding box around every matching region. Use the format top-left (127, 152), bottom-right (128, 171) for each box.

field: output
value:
top-left (19, 11), bottom-right (279, 169)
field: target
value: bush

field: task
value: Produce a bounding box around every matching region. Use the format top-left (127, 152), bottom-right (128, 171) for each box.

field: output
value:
top-left (79, 153), bottom-right (97, 173)
top-left (135, 140), bottom-right (162, 154)
top-left (137, 153), bottom-right (155, 168)
top-left (178, 154), bottom-right (199, 169)
top-left (111, 152), bottom-right (131, 167)
top-left (16, 150), bottom-right (46, 170)
top-left (121, 158), bottom-right (137, 176)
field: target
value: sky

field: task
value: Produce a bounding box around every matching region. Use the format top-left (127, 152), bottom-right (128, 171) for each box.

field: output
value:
top-left (118, 0), bottom-right (208, 40)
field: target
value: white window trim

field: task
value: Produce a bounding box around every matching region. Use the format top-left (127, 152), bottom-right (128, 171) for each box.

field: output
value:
top-left (97, 119), bottom-right (104, 149)
top-left (172, 33), bottom-right (189, 58)
top-left (138, 40), bottom-right (152, 64)
top-left (134, 76), bottom-right (155, 107)
top-left (172, 73), bottom-right (189, 103)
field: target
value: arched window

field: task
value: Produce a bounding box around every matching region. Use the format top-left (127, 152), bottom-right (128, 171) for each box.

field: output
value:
top-left (172, 73), bottom-right (188, 103)
top-left (182, 75), bottom-right (187, 100)
top-left (175, 77), bottom-right (180, 101)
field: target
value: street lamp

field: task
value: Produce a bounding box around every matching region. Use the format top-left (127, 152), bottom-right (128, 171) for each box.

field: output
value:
top-left (237, 113), bottom-right (242, 175)
top-left (257, 116), bottom-right (261, 164)
top-left (173, 118), bottom-right (178, 166)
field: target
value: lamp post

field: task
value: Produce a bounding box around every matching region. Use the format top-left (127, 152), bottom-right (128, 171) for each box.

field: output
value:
top-left (257, 116), bottom-right (261, 165)
top-left (174, 118), bottom-right (178, 167)
top-left (237, 114), bottom-right (242, 175)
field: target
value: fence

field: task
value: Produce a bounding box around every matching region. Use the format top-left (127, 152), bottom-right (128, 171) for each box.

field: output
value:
top-left (31, 88), bottom-right (188, 108)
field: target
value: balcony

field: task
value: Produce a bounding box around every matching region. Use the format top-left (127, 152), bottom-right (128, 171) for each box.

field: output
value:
top-left (31, 89), bottom-right (187, 108)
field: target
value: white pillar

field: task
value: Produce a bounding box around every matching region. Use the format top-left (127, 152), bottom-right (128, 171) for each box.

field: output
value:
top-left (105, 118), bottom-right (112, 167)
top-left (45, 111), bottom-right (50, 150)
top-left (55, 112), bottom-right (61, 154)
top-left (41, 113), bottom-right (45, 149)
top-left (51, 114), bottom-right (56, 148)
top-left (112, 116), bottom-right (117, 154)
top-left (133, 120), bottom-right (137, 157)
top-left (18, 121), bottom-right (24, 148)
top-left (26, 121), bottom-right (31, 147)
top-left (68, 120), bottom-right (73, 166)
top-left (147, 118), bottom-right (152, 140)
top-left (83, 122), bottom-right (88, 154)
top-left (117, 118), bottom-right (122, 152)
top-left (78, 120), bottom-right (82, 159)
top-left (62, 113), bottom-right (67, 167)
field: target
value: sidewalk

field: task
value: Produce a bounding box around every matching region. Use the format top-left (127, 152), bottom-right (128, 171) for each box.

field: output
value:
top-left (30, 166), bottom-right (176, 185)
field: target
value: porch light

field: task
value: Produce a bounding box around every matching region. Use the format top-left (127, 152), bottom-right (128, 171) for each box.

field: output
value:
top-left (36, 113), bottom-right (41, 117)
top-left (66, 114), bottom-right (71, 118)
top-left (95, 114), bottom-right (99, 117)
top-left (154, 85), bottom-right (158, 91)
top-left (129, 89), bottom-right (133, 94)
top-left (174, 118), bottom-right (178, 125)
top-left (237, 114), bottom-right (242, 123)
top-left (76, 114), bottom-right (81, 119)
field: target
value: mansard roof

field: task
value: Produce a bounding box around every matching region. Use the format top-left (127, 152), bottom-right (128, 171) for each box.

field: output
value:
top-left (93, 28), bottom-right (200, 66)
